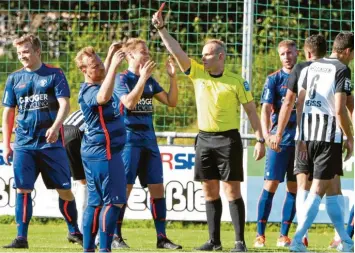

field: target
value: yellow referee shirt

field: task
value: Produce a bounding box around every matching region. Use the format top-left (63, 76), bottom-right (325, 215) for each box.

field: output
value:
top-left (187, 59), bottom-right (253, 132)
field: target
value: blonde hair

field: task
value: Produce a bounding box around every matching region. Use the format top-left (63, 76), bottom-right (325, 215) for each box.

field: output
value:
top-left (278, 40), bottom-right (296, 49)
top-left (205, 39), bottom-right (227, 54)
top-left (75, 46), bottom-right (96, 69)
top-left (122, 38), bottom-right (146, 53)
top-left (13, 34), bottom-right (41, 51)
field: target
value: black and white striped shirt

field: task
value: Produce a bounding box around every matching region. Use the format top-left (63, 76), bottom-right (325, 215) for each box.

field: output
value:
top-left (298, 58), bottom-right (352, 143)
top-left (63, 110), bottom-right (86, 132)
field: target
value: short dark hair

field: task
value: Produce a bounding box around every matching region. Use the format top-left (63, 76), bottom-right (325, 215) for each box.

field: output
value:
top-left (332, 32), bottom-right (354, 53)
top-left (304, 34), bottom-right (327, 57)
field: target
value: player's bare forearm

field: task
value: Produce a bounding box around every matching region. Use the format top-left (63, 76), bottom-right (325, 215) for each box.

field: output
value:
top-left (335, 93), bottom-right (353, 138)
top-left (51, 97), bottom-right (70, 130)
top-left (243, 101), bottom-right (263, 139)
top-left (261, 103), bottom-right (272, 139)
top-left (166, 75), bottom-right (178, 107)
top-left (97, 60), bottom-right (119, 105)
top-left (276, 91), bottom-right (296, 137)
top-left (2, 107), bottom-right (15, 147)
top-left (121, 76), bottom-right (148, 110)
top-left (158, 28), bottom-right (191, 72)
top-left (346, 94), bottom-right (354, 118)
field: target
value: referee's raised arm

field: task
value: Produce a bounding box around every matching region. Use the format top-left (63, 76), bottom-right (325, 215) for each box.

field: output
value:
top-left (152, 8), bottom-right (191, 73)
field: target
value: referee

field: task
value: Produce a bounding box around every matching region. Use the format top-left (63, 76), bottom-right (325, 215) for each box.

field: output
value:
top-left (152, 9), bottom-right (265, 252)
top-left (63, 110), bottom-right (87, 233)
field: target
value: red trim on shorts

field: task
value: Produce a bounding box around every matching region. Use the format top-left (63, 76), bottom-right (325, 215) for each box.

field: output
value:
top-left (98, 106), bottom-right (111, 160)
top-left (63, 200), bottom-right (72, 222)
top-left (102, 205), bottom-right (112, 232)
top-left (22, 193), bottom-right (27, 223)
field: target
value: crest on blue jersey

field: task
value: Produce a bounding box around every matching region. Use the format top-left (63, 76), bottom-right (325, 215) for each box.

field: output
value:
top-left (149, 84), bottom-right (153, 92)
top-left (40, 79), bottom-right (47, 87)
top-left (243, 81), bottom-right (250, 91)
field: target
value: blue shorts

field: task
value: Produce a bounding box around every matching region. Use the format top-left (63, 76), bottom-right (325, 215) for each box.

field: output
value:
top-left (122, 144), bottom-right (163, 186)
top-left (264, 146), bottom-right (296, 183)
top-left (83, 151), bottom-right (126, 206)
top-left (13, 148), bottom-right (71, 190)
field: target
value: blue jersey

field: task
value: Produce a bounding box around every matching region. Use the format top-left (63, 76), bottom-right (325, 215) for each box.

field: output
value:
top-left (260, 69), bottom-right (296, 146)
top-left (78, 82), bottom-right (126, 161)
top-left (2, 64), bottom-right (70, 149)
top-left (115, 70), bottom-right (163, 144)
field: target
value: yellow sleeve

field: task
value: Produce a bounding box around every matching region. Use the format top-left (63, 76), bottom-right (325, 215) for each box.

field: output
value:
top-left (236, 80), bottom-right (254, 104)
top-left (188, 58), bottom-right (205, 80)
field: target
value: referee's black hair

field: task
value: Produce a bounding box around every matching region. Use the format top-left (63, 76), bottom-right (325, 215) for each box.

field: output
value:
top-left (333, 32), bottom-right (354, 53)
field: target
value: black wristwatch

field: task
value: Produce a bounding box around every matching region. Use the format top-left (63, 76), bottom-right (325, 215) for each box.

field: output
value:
top-left (256, 138), bottom-right (265, 144)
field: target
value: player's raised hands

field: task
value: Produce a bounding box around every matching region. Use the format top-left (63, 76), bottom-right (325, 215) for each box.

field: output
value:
top-left (166, 55), bottom-right (176, 77)
top-left (139, 60), bottom-right (156, 80)
top-left (111, 50), bottom-right (126, 68)
top-left (108, 42), bottom-right (123, 56)
top-left (152, 2), bottom-right (165, 29)
top-left (343, 137), bottom-right (354, 162)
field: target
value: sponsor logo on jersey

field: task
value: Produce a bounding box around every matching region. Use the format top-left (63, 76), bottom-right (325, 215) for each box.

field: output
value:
top-left (305, 99), bottom-right (322, 107)
top-left (18, 94), bottom-right (49, 111)
top-left (39, 79), bottom-right (47, 87)
top-left (309, 66), bottom-right (331, 73)
top-left (132, 97), bottom-right (153, 113)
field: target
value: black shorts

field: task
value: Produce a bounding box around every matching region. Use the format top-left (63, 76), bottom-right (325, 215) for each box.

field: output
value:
top-left (294, 144), bottom-right (314, 181)
top-left (63, 125), bottom-right (85, 181)
top-left (295, 141), bottom-right (343, 180)
top-left (194, 129), bottom-right (243, 182)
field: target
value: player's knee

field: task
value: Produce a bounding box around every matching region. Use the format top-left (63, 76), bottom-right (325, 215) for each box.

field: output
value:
top-left (78, 179), bottom-right (87, 185)
top-left (113, 203), bottom-right (124, 208)
top-left (148, 183), bottom-right (164, 198)
top-left (17, 188), bottom-right (33, 194)
top-left (203, 181), bottom-right (220, 201)
top-left (57, 189), bottom-right (75, 201)
top-left (263, 180), bottom-right (279, 192)
top-left (286, 181), bottom-right (297, 193)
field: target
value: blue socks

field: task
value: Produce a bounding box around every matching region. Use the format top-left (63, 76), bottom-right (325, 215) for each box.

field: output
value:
top-left (294, 193), bottom-right (321, 243)
top-left (347, 205), bottom-right (354, 238)
top-left (99, 205), bottom-right (121, 252)
top-left (150, 198), bottom-right (167, 239)
top-left (15, 193), bottom-right (32, 241)
top-left (326, 196), bottom-right (353, 244)
top-left (114, 204), bottom-right (127, 238)
top-left (256, 189), bottom-right (275, 236)
top-left (280, 192), bottom-right (296, 236)
top-left (83, 206), bottom-right (101, 252)
top-left (59, 198), bottom-right (80, 234)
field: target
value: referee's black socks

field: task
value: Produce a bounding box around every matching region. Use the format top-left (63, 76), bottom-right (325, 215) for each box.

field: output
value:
top-left (205, 198), bottom-right (222, 244)
top-left (229, 197), bottom-right (245, 242)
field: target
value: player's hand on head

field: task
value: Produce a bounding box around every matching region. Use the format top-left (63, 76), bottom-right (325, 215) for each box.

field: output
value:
top-left (139, 60), bottom-right (156, 80)
top-left (166, 55), bottom-right (176, 77)
top-left (253, 142), bottom-right (265, 161)
top-left (109, 42), bottom-right (123, 53)
top-left (111, 50), bottom-right (126, 68)
top-left (45, 127), bottom-right (59, 144)
top-left (297, 141), bottom-right (308, 160)
top-left (3, 146), bottom-right (13, 166)
top-left (343, 137), bottom-right (354, 162)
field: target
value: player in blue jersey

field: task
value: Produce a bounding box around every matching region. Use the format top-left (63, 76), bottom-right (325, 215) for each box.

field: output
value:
top-left (75, 46), bottom-right (127, 252)
top-left (2, 34), bottom-right (82, 249)
top-left (114, 38), bottom-right (182, 250)
top-left (254, 40), bottom-right (298, 248)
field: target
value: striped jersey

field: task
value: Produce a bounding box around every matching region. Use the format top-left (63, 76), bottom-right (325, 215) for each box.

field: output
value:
top-left (78, 82), bottom-right (126, 160)
top-left (298, 58), bottom-right (352, 143)
top-left (115, 70), bottom-right (163, 144)
top-left (260, 69), bottom-right (296, 146)
top-left (2, 63), bottom-right (70, 149)
top-left (63, 110), bottom-right (86, 132)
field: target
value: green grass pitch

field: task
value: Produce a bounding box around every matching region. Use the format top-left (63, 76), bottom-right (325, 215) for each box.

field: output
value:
top-left (0, 223), bottom-right (339, 252)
